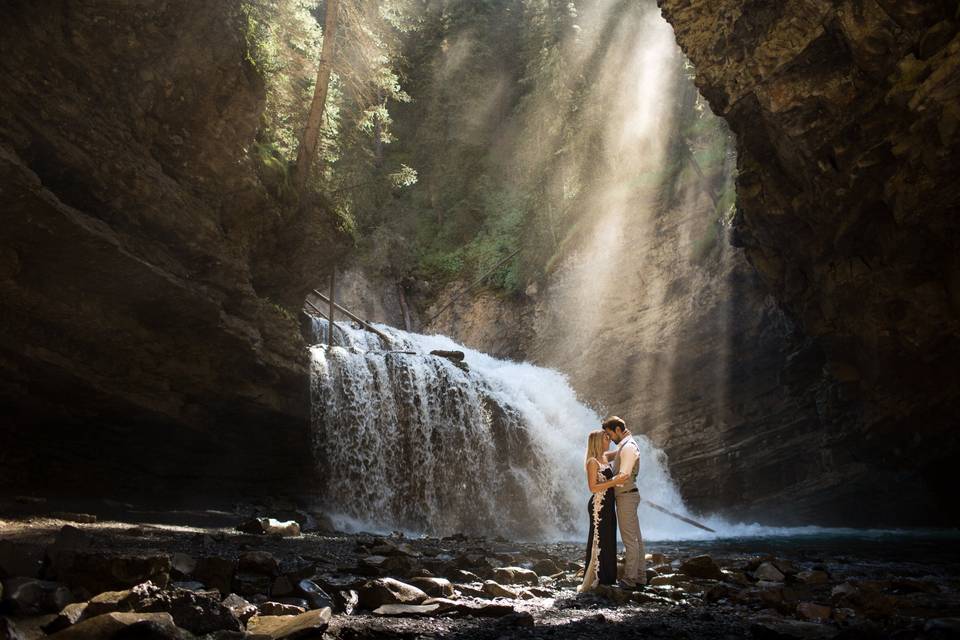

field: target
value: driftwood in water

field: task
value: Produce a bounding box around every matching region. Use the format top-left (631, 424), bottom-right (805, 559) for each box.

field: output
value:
top-left (430, 349), bottom-right (465, 361)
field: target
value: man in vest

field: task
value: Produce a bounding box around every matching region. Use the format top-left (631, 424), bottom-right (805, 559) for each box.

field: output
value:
top-left (602, 415), bottom-right (645, 589)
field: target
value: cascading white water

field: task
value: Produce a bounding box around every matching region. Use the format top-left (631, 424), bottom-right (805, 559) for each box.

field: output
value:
top-left (309, 318), bottom-right (703, 541)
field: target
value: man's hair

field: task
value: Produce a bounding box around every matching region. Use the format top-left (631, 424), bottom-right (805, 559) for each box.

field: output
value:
top-left (601, 416), bottom-right (626, 432)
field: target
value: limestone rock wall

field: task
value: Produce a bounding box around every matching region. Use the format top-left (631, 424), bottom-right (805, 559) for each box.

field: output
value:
top-left (653, 0), bottom-right (960, 522)
top-left (0, 2), bottom-right (339, 503)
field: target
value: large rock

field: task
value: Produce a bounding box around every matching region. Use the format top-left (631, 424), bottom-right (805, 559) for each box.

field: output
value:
top-left (482, 581), bottom-right (519, 599)
top-left (245, 608), bottom-right (332, 640)
top-left (46, 612), bottom-right (180, 640)
top-left (407, 577), bottom-right (454, 598)
top-left (127, 582), bottom-right (243, 635)
top-left (356, 578), bottom-right (427, 610)
top-left (1, 577), bottom-right (74, 614)
top-left (679, 555), bottom-right (724, 580)
top-left (755, 562), bottom-right (786, 583)
top-left (492, 567), bottom-right (539, 586)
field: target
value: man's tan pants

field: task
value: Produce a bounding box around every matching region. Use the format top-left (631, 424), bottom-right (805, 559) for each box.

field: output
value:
top-left (615, 491), bottom-right (645, 585)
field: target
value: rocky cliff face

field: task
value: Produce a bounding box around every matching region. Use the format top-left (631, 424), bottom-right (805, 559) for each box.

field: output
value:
top-left (0, 2), bottom-right (340, 503)
top-left (653, 0), bottom-right (960, 523)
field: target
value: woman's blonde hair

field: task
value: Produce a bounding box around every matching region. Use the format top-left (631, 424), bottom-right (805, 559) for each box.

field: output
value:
top-left (584, 429), bottom-right (607, 466)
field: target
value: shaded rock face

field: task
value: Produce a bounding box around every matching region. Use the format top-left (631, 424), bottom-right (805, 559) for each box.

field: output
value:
top-left (657, 0), bottom-right (960, 522)
top-left (0, 2), bottom-right (338, 502)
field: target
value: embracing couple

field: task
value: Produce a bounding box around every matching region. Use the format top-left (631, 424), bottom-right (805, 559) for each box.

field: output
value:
top-left (578, 416), bottom-right (646, 593)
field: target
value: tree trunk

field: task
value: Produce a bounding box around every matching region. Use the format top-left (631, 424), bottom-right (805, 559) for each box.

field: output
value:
top-left (293, 0), bottom-right (340, 192)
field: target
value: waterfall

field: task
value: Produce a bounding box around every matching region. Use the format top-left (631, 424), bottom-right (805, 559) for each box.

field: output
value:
top-left (309, 319), bottom-right (695, 541)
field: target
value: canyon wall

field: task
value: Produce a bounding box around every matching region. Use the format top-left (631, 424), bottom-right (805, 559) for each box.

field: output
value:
top-left (0, 2), bottom-right (339, 503)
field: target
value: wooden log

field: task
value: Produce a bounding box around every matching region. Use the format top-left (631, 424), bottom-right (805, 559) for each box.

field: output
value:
top-left (312, 291), bottom-right (393, 345)
top-left (641, 499), bottom-right (715, 533)
top-left (328, 268), bottom-right (337, 346)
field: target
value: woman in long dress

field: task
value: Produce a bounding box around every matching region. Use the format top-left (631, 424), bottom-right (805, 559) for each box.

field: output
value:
top-left (578, 429), bottom-right (621, 592)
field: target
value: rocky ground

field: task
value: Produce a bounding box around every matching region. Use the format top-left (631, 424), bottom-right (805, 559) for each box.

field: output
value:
top-left (2, 503), bottom-right (960, 639)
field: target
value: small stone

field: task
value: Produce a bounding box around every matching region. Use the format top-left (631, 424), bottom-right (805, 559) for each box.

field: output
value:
top-left (372, 603), bottom-right (440, 616)
top-left (258, 601), bottom-right (305, 616)
top-left (797, 602), bottom-right (832, 621)
top-left (796, 570), bottom-right (830, 585)
top-left (679, 555), bottom-right (724, 580)
top-left (296, 579), bottom-right (334, 610)
top-left (221, 594), bottom-right (257, 623)
top-left (482, 581), bottom-right (519, 599)
top-left (42, 602), bottom-right (89, 634)
top-left (245, 608), bottom-right (331, 640)
top-left (755, 562), bottom-right (786, 582)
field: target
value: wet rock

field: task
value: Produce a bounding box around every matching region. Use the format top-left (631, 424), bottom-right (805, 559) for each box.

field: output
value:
top-left (48, 612), bottom-right (179, 640)
top-left (407, 577), bottom-right (454, 598)
top-left (482, 581), bottom-right (519, 599)
top-left (679, 555), bottom-right (724, 580)
top-left (221, 594), bottom-right (257, 623)
top-left (258, 602), bottom-right (305, 616)
top-left (755, 563), bottom-right (786, 582)
top-left (372, 603), bottom-right (441, 616)
top-left (195, 557), bottom-right (236, 595)
top-left (0, 541), bottom-right (45, 579)
top-left (43, 602), bottom-right (89, 634)
top-left (492, 567), bottom-right (538, 585)
top-left (245, 608), bottom-right (331, 640)
top-left (0, 617), bottom-right (25, 640)
top-left (236, 518), bottom-right (301, 537)
top-left (239, 552), bottom-right (279, 576)
top-left (1, 577), bottom-right (74, 614)
top-left (296, 579), bottom-right (334, 610)
top-left (357, 578), bottom-right (427, 610)
top-left (796, 602), bottom-right (832, 622)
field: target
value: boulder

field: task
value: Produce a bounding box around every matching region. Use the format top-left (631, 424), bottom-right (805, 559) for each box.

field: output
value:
top-left (1, 577), bottom-right (74, 614)
top-left (296, 579), bottom-right (334, 610)
top-left (796, 602), bottom-right (832, 621)
top-left (407, 577), bottom-right (454, 598)
top-left (239, 552), bottom-right (279, 577)
top-left (245, 608), bottom-right (332, 640)
top-left (221, 594), bottom-right (257, 623)
top-left (194, 557), bottom-right (236, 594)
top-left (492, 567), bottom-right (538, 586)
top-left (46, 612), bottom-right (180, 640)
top-left (482, 581), bottom-right (519, 599)
top-left (357, 578), bottom-right (427, 610)
top-left (679, 555), bottom-right (724, 580)
top-left (531, 559), bottom-right (559, 576)
top-left (755, 562), bottom-right (786, 582)
top-left (258, 602), bottom-right (305, 616)
top-left (451, 570), bottom-right (481, 583)
top-left (372, 603), bottom-right (440, 616)
top-left (127, 582), bottom-right (243, 635)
